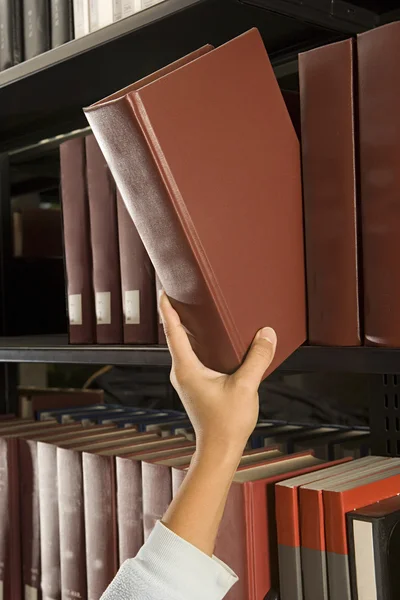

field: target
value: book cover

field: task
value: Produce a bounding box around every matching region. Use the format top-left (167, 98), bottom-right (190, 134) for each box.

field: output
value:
top-left (85, 135), bottom-right (123, 344)
top-left (116, 189), bottom-right (157, 344)
top-left (60, 138), bottom-right (96, 344)
top-left (85, 29), bottom-right (306, 376)
top-left (23, 0), bottom-right (50, 59)
top-left (299, 39), bottom-right (360, 346)
top-left (50, 0), bottom-right (73, 48)
top-left (357, 22), bottom-right (400, 346)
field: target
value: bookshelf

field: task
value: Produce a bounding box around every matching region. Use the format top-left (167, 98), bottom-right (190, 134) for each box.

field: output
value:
top-left (0, 0), bottom-right (399, 454)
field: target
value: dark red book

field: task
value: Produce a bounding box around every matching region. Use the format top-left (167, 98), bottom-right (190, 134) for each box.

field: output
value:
top-left (299, 39), bottom-right (360, 346)
top-left (85, 29), bottom-right (306, 376)
top-left (357, 22), bottom-right (400, 346)
top-left (60, 138), bottom-right (96, 344)
top-left (85, 135), bottom-right (123, 344)
top-left (116, 189), bottom-right (157, 344)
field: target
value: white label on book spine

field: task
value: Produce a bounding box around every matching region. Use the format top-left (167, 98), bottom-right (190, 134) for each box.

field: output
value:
top-left (353, 520), bottom-right (377, 600)
top-left (96, 292), bottom-right (111, 325)
top-left (68, 294), bottom-right (82, 326)
top-left (25, 585), bottom-right (38, 600)
top-left (125, 290), bottom-right (140, 324)
top-left (0, 581), bottom-right (3, 600)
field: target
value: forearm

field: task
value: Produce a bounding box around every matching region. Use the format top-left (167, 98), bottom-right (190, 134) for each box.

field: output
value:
top-left (162, 443), bottom-right (242, 556)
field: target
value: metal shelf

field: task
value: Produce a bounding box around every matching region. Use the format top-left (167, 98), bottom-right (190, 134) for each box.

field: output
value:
top-left (0, 334), bottom-right (400, 373)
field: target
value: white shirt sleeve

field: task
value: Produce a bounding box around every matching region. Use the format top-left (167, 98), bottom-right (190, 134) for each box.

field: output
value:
top-left (101, 521), bottom-right (238, 600)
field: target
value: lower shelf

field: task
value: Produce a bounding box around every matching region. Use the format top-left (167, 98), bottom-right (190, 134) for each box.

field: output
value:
top-left (0, 334), bottom-right (399, 372)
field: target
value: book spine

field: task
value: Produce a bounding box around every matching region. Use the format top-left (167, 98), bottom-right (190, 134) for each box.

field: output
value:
top-left (85, 135), bottom-right (123, 344)
top-left (18, 440), bottom-right (41, 600)
top-left (116, 190), bottom-right (157, 344)
top-left (300, 488), bottom-right (328, 600)
top-left (50, 0), bottom-right (72, 48)
top-left (85, 96), bottom-right (239, 373)
top-left (276, 486), bottom-right (303, 600)
top-left (88, 0), bottom-right (113, 31)
top-left (141, 463), bottom-right (172, 541)
top-left (23, 0), bottom-right (50, 59)
top-left (115, 457), bottom-right (143, 564)
top-left (357, 23), bottom-right (400, 346)
top-left (60, 138), bottom-right (96, 344)
top-left (0, 0), bottom-right (23, 70)
top-left (83, 453), bottom-right (118, 599)
top-left (113, 0), bottom-right (122, 20)
top-left (72, 0), bottom-right (89, 37)
top-left (37, 442), bottom-right (62, 600)
top-left (299, 39), bottom-right (360, 346)
top-left (324, 492), bottom-right (351, 600)
top-left (57, 448), bottom-right (87, 600)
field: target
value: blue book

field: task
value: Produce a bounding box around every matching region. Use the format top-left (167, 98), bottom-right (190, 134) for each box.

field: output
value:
top-left (37, 404), bottom-right (122, 422)
top-left (99, 412), bottom-right (186, 430)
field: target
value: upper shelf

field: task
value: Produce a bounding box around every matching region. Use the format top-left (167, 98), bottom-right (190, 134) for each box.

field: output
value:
top-left (0, 334), bottom-right (399, 373)
top-left (0, 0), bottom-right (377, 152)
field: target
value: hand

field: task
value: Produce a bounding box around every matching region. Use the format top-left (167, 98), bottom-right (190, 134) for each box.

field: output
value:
top-left (159, 293), bottom-right (277, 457)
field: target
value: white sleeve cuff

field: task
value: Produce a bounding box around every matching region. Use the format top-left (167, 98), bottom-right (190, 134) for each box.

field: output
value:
top-left (135, 521), bottom-right (238, 600)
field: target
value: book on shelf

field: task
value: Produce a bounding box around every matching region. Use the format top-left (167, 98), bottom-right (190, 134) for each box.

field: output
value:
top-left (347, 494), bottom-right (400, 600)
top-left (73, 0), bottom-right (89, 38)
top-left (116, 189), bottom-right (157, 344)
top-left (19, 386), bottom-right (104, 419)
top-left (299, 39), bottom-right (360, 347)
top-left (357, 21), bottom-right (400, 346)
top-left (0, 0), bottom-right (22, 71)
top-left (85, 135), bottom-right (123, 344)
top-left (60, 137), bottom-right (96, 344)
top-left (23, 0), bottom-right (50, 60)
top-left (84, 28), bottom-right (306, 376)
top-left (50, 0), bottom-right (73, 47)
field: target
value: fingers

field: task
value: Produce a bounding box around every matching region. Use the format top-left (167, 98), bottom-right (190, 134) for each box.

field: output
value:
top-left (234, 327), bottom-right (277, 389)
top-left (159, 292), bottom-right (202, 370)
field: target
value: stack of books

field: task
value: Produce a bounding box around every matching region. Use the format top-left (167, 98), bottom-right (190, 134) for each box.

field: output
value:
top-left (0, 406), bottom-right (388, 600)
top-left (0, 0), bottom-right (167, 73)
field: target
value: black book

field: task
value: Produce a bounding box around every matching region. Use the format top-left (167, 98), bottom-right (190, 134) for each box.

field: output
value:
top-left (347, 495), bottom-right (400, 600)
top-left (23, 0), bottom-right (50, 60)
top-left (0, 0), bottom-right (23, 71)
top-left (50, 0), bottom-right (73, 48)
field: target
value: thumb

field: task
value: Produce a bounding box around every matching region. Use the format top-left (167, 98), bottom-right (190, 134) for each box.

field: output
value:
top-left (234, 327), bottom-right (277, 388)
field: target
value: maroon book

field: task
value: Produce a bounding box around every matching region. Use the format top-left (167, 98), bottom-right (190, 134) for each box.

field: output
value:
top-left (299, 39), bottom-right (361, 346)
top-left (85, 29), bottom-right (306, 376)
top-left (116, 190), bottom-right (157, 344)
top-left (85, 135), bottom-right (123, 344)
top-left (60, 138), bottom-right (96, 344)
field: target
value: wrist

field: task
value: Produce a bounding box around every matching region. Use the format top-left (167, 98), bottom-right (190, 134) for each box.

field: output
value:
top-left (194, 437), bottom-right (244, 468)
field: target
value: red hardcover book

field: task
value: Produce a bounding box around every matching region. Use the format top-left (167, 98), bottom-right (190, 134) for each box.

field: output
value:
top-left (357, 22), bottom-right (400, 345)
top-left (85, 134), bottom-right (123, 344)
top-left (60, 138), bottom-right (96, 343)
top-left (324, 461), bottom-right (400, 600)
top-left (275, 457), bottom-right (352, 600)
top-left (85, 28), bottom-right (306, 376)
top-left (116, 189), bottom-right (157, 344)
top-left (299, 456), bottom-right (390, 600)
top-left (299, 39), bottom-right (360, 346)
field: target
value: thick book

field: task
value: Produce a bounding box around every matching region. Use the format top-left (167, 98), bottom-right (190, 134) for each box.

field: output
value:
top-left (347, 495), bottom-right (400, 600)
top-left (85, 28), bottom-right (306, 376)
top-left (0, 0), bottom-right (22, 71)
top-left (60, 138), bottom-right (96, 344)
top-left (116, 189), bottom-right (157, 344)
top-left (357, 22), bottom-right (400, 346)
top-left (324, 460), bottom-right (400, 600)
top-left (85, 135), bottom-right (123, 344)
top-left (23, 0), bottom-right (50, 59)
top-left (299, 456), bottom-right (390, 600)
top-left (299, 39), bottom-right (360, 346)
top-left (275, 458), bottom-right (352, 600)
top-left (50, 0), bottom-right (73, 48)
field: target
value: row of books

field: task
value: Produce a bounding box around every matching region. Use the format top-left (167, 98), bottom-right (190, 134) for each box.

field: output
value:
top-left (0, 406), bottom-right (390, 600)
top-left (0, 0), bottom-right (165, 72)
top-left (60, 133), bottom-right (166, 344)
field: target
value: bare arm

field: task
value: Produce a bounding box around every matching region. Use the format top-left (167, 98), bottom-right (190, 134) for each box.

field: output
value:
top-left (159, 293), bottom-right (277, 556)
